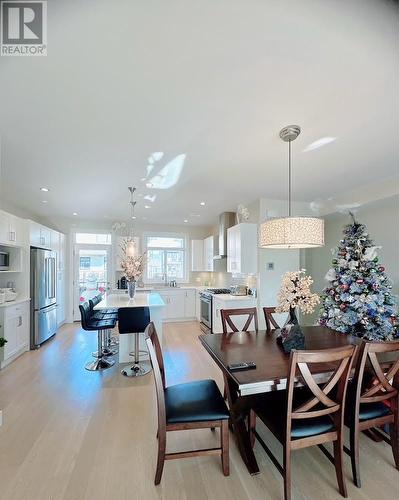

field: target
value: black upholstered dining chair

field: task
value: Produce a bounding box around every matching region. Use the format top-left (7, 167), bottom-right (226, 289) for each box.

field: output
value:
top-left (252, 345), bottom-right (356, 500)
top-left (145, 322), bottom-right (230, 485)
top-left (345, 339), bottom-right (399, 487)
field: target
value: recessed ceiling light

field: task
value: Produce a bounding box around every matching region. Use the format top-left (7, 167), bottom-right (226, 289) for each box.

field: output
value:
top-left (40, 187), bottom-right (49, 192)
top-left (73, 212), bottom-right (78, 216)
top-left (184, 219), bottom-right (189, 223)
top-left (144, 205), bottom-right (150, 209)
top-left (302, 137), bottom-right (336, 152)
top-left (131, 216), bottom-right (137, 219)
top-left (41, 200), bottom-right (48, 203)
top-left (200, 201), bottom-right (205, 206)
top-left (146, 182), bottom-right (153, 189)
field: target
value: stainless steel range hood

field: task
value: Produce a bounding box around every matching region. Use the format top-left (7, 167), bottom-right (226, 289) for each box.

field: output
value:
top-left (213, 212), bottom-right (236, 259)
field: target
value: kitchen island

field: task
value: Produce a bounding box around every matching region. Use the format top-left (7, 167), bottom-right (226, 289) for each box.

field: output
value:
top-left (94, 292), bottom-right (165, 362)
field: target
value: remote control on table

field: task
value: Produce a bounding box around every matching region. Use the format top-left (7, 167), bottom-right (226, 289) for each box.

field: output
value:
top-left (228, 361), bottom-right (256, 372)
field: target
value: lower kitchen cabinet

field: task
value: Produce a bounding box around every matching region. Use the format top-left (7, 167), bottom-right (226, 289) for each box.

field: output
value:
top-left (0, 300), bottom-right (30, 369)
top-left (157, 289), bottom-right (197, 321)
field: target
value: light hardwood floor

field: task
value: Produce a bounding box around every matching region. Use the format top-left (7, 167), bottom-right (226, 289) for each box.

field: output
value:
top-left (0, 321), bottom-right (398, 500)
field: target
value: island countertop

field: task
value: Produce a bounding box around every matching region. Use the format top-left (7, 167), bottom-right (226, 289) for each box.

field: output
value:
top-left (94, 292), bottom-right (165, 310)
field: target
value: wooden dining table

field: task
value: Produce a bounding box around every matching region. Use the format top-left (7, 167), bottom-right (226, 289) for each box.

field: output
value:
top-left (199, 326), bottom-right (362, 475)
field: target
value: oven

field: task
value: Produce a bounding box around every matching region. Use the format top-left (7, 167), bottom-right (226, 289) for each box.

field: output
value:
top-left (0, 251), bottom-right (10, 271)
top-left (199, 292), bottom-right (212, 334)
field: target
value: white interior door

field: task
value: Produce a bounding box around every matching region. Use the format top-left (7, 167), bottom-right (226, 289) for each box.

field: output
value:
top-left (73, 244), bottom-right (112, 321)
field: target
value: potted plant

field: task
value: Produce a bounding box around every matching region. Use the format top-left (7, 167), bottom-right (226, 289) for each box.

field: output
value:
top-left (276, 270), bottom-right (319, 352)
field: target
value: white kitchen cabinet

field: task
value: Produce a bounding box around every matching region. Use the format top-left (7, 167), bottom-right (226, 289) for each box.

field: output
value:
top-left (0, 301), bottom-right (30, 369)
top-left (58, 233), bottom-right (66, 270)
top-left (191, 239), bottom-right (204, 272)
top-left (184, 289), bottom-right (196, 318)
top-left (158, 290), bottom-right (185, 320)
top-left (212, 296), bottom-right (257, 333)
top-left (29, 221), bottom-right (51, 248)
top-left (0, 210), bottom-right (25, 246)
top-left (156, 288), bottom-right (197, 321)
top-left (227, 223), bottom-right (258, 274)
top-left (203, 235), bottom-right (214, 272)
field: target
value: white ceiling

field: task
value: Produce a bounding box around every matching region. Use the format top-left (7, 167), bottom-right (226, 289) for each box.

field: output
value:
top-left (1, 0), bottom-right (399, 227)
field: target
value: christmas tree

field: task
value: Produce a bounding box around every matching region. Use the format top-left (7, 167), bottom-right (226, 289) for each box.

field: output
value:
top-left (319, 214), bottom-right (398, 340)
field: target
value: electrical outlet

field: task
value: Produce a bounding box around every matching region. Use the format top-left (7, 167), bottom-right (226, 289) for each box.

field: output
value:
top-left (267, 262), bottom-right (274, 271)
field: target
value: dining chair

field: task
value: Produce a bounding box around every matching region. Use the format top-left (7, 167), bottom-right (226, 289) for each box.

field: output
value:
top-left (221, 307), bottom-right (259, 333)
top-left (345, 339), bottom-right (399, 487)
top-left (252, 345), bottom-right (356, 500)
top-left (263, 306), bottom-right (283, 332)
top-left (145, 322), bottom-right (230, 485)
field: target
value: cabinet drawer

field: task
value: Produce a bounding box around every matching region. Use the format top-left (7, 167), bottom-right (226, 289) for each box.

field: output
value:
top-left (4, 302), bottom-right (29, 320)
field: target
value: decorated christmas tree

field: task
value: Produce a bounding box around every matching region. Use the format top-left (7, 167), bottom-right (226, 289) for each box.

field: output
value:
top-left (319, 214), bottom-right (398, 340)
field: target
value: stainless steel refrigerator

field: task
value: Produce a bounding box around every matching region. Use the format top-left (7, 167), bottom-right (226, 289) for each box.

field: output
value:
top-left (30, 248), bottom-right (58, 349)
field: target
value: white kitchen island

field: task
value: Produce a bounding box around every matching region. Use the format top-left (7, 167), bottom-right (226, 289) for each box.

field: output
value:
top-left (94, 292), bottom-right (165, 363)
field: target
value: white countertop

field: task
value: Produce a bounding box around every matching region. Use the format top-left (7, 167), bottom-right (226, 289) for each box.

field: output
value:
top-left (0, 297), bottom-right (31, 308)
top-left (113, 285), bottom-right (206, 292)
top-left (94, 292), bottom-right (165, 310)
top-left (213, 294), bottom-right (257, 303)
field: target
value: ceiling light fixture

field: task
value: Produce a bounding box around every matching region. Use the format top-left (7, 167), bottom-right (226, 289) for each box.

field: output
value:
top-left (40, 187), bottom-right (49, 192)
top-left (200, 201), bottom-right (205, 206)
top-left (73, 212), bottom-right (78, 216)
top-left (259, 125), bottom-right (325, 249)
top-left (126, 187), bottom-right (137, 257)
top-left (42, 200), bottom-right (48, 203)
top-left (144, 205), bottom-right (150, 209)
top-left (184, 219), bottom-right (188, 223)
top-left (302, 136), bottom-right (336, 152)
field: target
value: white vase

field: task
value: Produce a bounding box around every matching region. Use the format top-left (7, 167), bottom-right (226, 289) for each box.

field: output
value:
top-left (127, 280), bottom-right (136, 299)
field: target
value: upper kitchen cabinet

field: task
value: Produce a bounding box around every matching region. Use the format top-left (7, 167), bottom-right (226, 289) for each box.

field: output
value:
top-left (191, 239), bottom-right (204, 272)
top-left (29, 221), bottom-right (63, 251)
top-left (227, 223), bottom-right (258, 274)
top-left (203, 235), bottom-right (214, 271)
top-left (0, 210), bottom-right (26, 247)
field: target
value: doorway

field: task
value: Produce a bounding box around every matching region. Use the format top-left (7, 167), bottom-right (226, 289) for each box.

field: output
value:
top-left (73, 244), bottom-right (112, 321)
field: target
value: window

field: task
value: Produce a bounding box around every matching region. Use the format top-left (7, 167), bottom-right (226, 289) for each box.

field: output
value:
top-left (144, 234), bottom-right (188, 283)
top-left (75, 233), bottom-right (112, 245)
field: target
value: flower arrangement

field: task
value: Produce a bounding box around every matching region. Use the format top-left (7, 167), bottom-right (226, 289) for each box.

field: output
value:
top-left (276, 269), bottom-right (320, 315)
top-left (119, 238), bottom-right (146, 282)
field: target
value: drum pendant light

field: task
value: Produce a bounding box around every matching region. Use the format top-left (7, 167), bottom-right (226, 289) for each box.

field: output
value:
top-left (259, 126), bottom-right (324, 249)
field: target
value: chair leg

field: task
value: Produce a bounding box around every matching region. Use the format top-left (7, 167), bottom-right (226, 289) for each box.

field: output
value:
top-left (349, 424), bottom-right (361, 487)
top-left (155, 429), bottom-right (166, 485)
top-left (389, 414), bottom-right (399, 469)
top-left (333, 433), bottom-right (348, 498)
top-left (249, 410), bottom-right (256, 448)
top-left (221, 419), bottom-right (230, 476)
top-left (283, 444), bottom-right (291, 500)
top-left (223, 384), bottom-right (227, 401)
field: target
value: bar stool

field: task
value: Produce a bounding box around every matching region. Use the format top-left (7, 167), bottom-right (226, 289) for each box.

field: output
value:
top-left (118, 307), bottom-right (151, 377)
top-left (79, 302), bottom-right (117, 371)
top-left (89, 296), bottom-right (119, 353)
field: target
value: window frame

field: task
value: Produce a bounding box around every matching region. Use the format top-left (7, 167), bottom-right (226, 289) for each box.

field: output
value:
top-left (143, 231), bottom-right (189, 284)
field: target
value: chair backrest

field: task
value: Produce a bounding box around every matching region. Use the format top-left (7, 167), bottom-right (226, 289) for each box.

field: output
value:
top-left (145, 322), bottom-right (166, 430)
top-left (89, 295), bottom-right (102, 311)
top-left (286, 345), bottom-right (356, 440)
top-left (221, 307), bottom-right (258, 333)
top-left (118, 307), bottom-right (150, 334)
top-left (263, 307), bottom-right (282, 332)
top-left (79, 302), bottom-right (91, 330)
top-left (352, 339), bottom-right (399, 413)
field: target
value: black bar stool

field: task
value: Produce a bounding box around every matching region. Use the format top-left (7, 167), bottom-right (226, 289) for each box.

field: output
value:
top-left (89, 295), bottom-right (119, 352)
top-left (79, 302), bottom-right (117, 371)
top-left (118, 307), bottom-right (151, 377)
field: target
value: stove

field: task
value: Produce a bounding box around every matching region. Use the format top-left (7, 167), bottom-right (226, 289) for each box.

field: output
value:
top-left (199, 288), bottom-right (231, 334)
top-left (204, 288), bottom-right (231, 295)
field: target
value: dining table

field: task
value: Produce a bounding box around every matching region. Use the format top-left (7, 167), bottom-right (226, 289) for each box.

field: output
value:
top-left (199, 326), bottom-right (365, 475)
